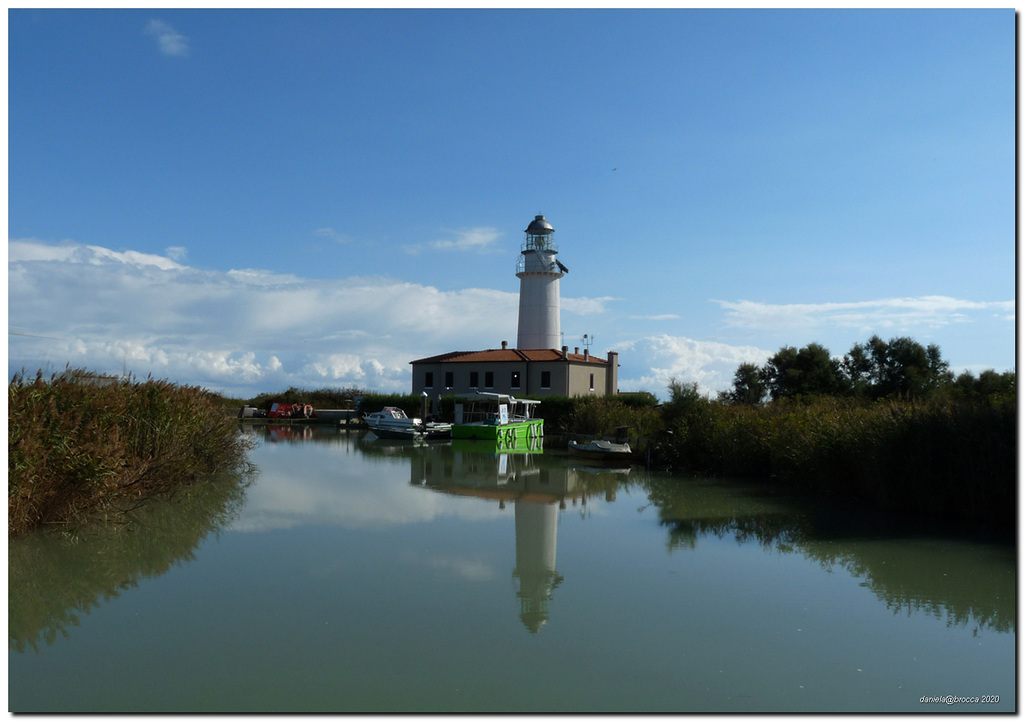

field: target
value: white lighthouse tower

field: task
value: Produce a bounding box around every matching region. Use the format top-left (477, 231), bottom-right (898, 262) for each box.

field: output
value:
top-left (516, 214), bottom-right (565, 350)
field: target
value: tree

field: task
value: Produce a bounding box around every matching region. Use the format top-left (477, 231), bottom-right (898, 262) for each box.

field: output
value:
top-left (846, 335), bottom-right (951, 399)
top-left (953, 369), bottom-right (1016, 399)
top-left (721, 362), bottom-right (766, 405)
top-left (975, 369), bottom-right (1015, 397)
top-left (762, 343), bottom-right (845, 401)
top-left (840, 342), bottom-right (873, 398)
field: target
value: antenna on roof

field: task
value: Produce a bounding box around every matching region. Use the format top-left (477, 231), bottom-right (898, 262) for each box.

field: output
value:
top-left (582, 333), bottom-right (593, 351)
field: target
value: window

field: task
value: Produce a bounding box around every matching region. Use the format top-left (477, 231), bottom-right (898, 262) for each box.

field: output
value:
top-left (424, 372), bottom-right (434, 389)
top-left (511, 371), bottom-right (521, 389)
top-left (469, 371), bottom-right (479, 388)
top-left (590, 373), bottom-right (595, 391)
top-left (541, 371), bottom-right (551, 389)
top-left (485, 371), bottom-right (494, 388)
top-left (445, 371), bottom-right (454, 389)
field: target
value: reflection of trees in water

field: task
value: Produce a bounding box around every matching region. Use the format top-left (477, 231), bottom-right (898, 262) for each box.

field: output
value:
top-left (9, 469), bottom-right (253, 653)
top-left (801, 536), bottom-right (1015, 635)
top-left (663, 515), bottom-right (802, 554)
top-left (644, 474), bottom-right (1015, 635)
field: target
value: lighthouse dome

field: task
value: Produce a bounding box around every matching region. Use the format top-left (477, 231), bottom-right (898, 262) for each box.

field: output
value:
top-left (525, 215), bottom-right (554, 235)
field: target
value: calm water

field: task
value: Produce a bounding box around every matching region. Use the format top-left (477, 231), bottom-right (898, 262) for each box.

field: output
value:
top-left (9, 424), bottom-right (1016, 713)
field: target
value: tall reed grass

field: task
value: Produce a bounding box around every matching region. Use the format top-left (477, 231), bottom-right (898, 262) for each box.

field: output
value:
top-left (653, 391), bottom-right (1015, 528)
top-left (9, 368), bottom-right (254, 536)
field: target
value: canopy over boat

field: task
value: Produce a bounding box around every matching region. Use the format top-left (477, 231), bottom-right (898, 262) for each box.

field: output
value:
top-left (453, 392), bottom-right (541, 408)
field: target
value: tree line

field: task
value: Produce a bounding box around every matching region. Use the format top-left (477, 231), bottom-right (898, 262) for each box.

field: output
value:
top-left (653, 336), bottom-right (1015, 531)
top-left (721, 335), bottom-right (1014, 405)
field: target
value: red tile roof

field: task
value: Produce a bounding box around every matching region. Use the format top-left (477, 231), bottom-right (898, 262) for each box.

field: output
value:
top-left (410, 348), bottom-right (607, 364)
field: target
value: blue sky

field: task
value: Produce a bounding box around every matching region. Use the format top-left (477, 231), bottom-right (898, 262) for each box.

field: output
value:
top-left (8, 9), bottom-right (1015, 399)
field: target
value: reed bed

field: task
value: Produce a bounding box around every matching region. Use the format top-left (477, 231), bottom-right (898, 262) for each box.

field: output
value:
top-left (652, 392), bottom-right (1016, 527)
top-left (9, 368), bottom-right (254, 536)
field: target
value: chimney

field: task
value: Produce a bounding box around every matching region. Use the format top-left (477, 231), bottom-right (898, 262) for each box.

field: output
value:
top-left (574, 347), bottom-right (579, 354)
top-left (606, 350), bottom-right (619, 396)
top-left (583, 349), bottom-right (589, 361)
top-left (501, 340), bottom-right (508, 350)
top-left (561, 345), bottom-right (569, 358)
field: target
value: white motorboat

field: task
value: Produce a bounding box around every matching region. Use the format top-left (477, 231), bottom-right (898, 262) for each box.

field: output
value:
top-left (364, 406), bottom-right (420, 431)
top-left (567, 439), bottom-right (633, 464)
top-left (364, 406), bottom-right (452, 440)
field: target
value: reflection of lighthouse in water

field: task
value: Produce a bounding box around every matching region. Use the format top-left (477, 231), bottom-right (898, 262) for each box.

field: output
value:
top-left (411, 443), bottom-right (628, 633)
top-left (512, 500), bottom-right (564, 634)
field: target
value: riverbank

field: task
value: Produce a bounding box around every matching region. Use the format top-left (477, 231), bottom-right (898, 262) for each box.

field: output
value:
top-left (650, 388), bottom-right (1016, 529)
top-left (8, 369), bottom-right (254, 537)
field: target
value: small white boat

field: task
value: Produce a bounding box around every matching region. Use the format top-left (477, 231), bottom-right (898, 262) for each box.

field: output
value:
top-left (364, 406), bottom-right (420, 431)
top-left (567, 439), bottom-right (633, 464)
top-left (364, 407), bottom-right (451, 440)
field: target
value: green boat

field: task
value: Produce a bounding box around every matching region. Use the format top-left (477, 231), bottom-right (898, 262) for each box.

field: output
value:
top-left (451, 392), bottom-right (544, 444)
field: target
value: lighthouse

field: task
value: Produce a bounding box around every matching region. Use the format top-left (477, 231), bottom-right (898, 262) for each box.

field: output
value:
top-left (410, 212), bottom-right (620, 398)
top-left (516, 215), bottom-right (565, 350)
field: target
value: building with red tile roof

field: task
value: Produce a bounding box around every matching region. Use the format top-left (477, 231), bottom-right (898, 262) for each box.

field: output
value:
top-left (411, 341), bottom-right (619, 398)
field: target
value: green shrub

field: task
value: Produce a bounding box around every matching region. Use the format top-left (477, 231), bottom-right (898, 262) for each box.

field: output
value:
top-left (246, 386), bottom-right (365, 410)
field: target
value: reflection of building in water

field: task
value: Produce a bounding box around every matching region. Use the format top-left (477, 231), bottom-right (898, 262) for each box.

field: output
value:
top-left (411, 443), bottom-right (628, 633)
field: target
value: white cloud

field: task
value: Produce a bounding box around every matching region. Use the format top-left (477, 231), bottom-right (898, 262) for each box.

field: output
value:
top-left (405, 227), bottom-right (502, 254)
top-left (165, 246), bottom-right (188, 262)
top-left (612, 334), bottom-right (773, 397)
top-left (8, 239), bottom-right (519, 396)
top-left (9, 239), bottom-right (1011, 401)
top-left (226, 267), bottom-right (305, 285)
top-left (314, 227), bottom-right (351, 244)
top-left (144, 19), bottom-right (189, 57)
top-left (8, 238), bottom-right (79, 262)
top-left (628, 313), bottom-right (681, 321)
top-left (714, 296), bottom-right (1015, 335)
top-left (309, 353), bottom-right (365, 380)
top-left (562, 295), bottom-right (615, 315)
top-left (86, 245), bottom-right (185, 271)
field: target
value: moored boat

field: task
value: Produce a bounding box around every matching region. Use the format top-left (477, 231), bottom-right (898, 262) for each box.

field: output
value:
top-left (451, 392), bottom-right (543, 444)
top-left (364, 406), bottom-right (420, 431)
top-left (567, 439), bottom-right (633, 464)
top-left (364, 406), bottom-right (452, 440)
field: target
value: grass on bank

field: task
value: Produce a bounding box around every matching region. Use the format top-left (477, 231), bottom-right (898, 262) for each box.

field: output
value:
top-left (9, 368), bottom-right (254, 537)
top-left (653, 382), bottom-right (1016, 528)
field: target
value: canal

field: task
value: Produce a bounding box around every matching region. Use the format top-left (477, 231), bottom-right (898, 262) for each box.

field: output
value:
top-left (9, 424), bottom-right (1015, 713)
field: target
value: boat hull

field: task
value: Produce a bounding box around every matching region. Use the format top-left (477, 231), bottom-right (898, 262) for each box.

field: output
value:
top-left (450, 419), bottom-right (544, 443)
top-left (370, 424), bottom-right (452, 441)
top-left (567, 439), bottom-right (633, 465)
